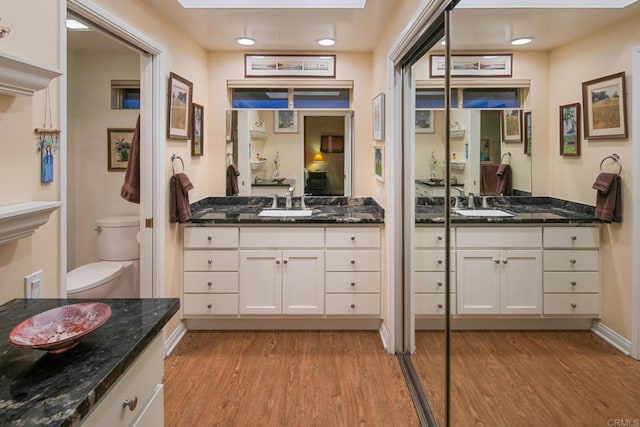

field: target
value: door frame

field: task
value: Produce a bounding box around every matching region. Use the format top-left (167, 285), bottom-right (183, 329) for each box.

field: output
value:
top-left (631, 46), bottom-right (640, 360)
top-left (61, 0), bottom-right (166, 298)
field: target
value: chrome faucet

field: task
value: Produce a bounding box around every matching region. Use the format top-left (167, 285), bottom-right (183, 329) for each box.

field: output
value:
top-left (467, 193), bottom-right (476, 209)
top-left (301, 193), bottom-right (311, 209)
top-left (285, 185), bottom-right (295, 209)
top-left (452, 186), bottom-right (465, 197)
top-left (451, 196), bottom-right (461, 209)
top-left (270, 194), bottom-right (278, 209)
top-left (481, 196), bottom-right (491, 208)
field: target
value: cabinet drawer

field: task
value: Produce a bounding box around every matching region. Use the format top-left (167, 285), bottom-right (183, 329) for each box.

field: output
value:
top-left (133, 384), bottom-right (164, 427)
top-left (414, 250), bottom-right (456, 272)
top-left (81, 333), bottom-right (163, 427)
top-left (183, 293), bottom-right (239, 315)
top-left (414, 293), bottom-right (456, 315)
top-left (543, 250), bottom-right (598, 271)
top-left (543, 272), bottom-right (599, 293)
top-left (240, 227), bottom-right (324, 248)
top-left (325, 272), bottom-right (380, 293)
top-left (325, 294), bottom-right (380, 315)
top-left (456, 227), bottom-right (541, 248)
top-left (326, 227), bottom-right (380, 248)
top-left (184, 250), bottom-right (238, 271)
top-left (184, 272), bottom-right (239, 293)
top-left (414, 227), bottom-right (455, 249)
top-left (414, 271), bottom-right (456, 293)
top-left (543, 294), bottom-right (599, 315)
top-left (325, 250), bottom-right (380, 271)
top-left (184, 226), bottom-right (238, 248)
top-left (543, 227), bottom-right (599, 249)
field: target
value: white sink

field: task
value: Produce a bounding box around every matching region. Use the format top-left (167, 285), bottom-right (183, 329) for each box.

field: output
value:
top-left (258, 209), bottom-right (313, 217)
top-left (453, 209), bottom-right (514, 217)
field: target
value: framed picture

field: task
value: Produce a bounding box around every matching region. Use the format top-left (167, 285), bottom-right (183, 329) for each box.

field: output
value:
top-left (581, 72), bottom-right (628, 140)
top-left (502, 109), bottom-right (522, 143)
top-left (373, 92), bottom-right (385, 141)
top-left (415, 110), bottom-right (435, 133)
top-left (274, 110), bottom-right (298, 133)
top-left (560, 103), bottom-right (581, 156)
top-left (245, 54), bottom-right (336, 78)
top-left (320, 135), bottom-right (344, 153)
top-left (107, 128), bottom-right (135, 171)
top-left (40, 139), bottom-right (55, 183)
top-left (430, 54), bottom-right (512, 78)
top-left (374, 145), bottom-right (384, 182)
top-left (523, 111), bottom-right (532, 155)
top-left (191, 103), bottom-right (204, 156)
top-left (167, 72), bottom-right (193, 139)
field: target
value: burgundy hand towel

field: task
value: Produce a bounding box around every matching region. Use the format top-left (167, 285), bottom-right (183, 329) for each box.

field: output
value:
top-left (496, 164), bottom-right (513, 196)
top-left (170, 172), bottom-right (193, 223)
top-left (593, 173), bottom-right (622, 223)
top-left (480, 164), bottom-right (500, 195)
top-left (226, 164), bottom-right (240, 196)
top-left (120, 115), bottom-right (141, 204)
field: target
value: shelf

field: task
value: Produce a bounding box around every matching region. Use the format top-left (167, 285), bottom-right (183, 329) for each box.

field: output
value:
top-left (0, 52), bottom-right (62, 96)
top-left (0, 201), bottom-right (62, 245)
top-left (250, 159), bottom-right (267, 170)
top-left (450, 129), bottom-right (466, 139)
top-left (450, 161), bottom-right (466, 170)
top-left (250, 129), bottom-right (267, 139)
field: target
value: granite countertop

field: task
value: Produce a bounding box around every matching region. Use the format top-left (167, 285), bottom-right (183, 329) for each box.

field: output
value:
top-left (415, 196), bottom-right (600, 224)
top-left (0, 298), bottom-right (179, 426)
top-left (188, 196), bottom-right (384, 224)
top-left (415, 178), bottom-right (464, 187)
top-left (251, 178), bottom-right (295, 187)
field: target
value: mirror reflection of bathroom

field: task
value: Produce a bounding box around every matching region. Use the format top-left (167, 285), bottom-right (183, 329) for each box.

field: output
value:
top-left (303, 115), bottom-right (345, 196)
top-left (66, 19), bottom-right (141, 299)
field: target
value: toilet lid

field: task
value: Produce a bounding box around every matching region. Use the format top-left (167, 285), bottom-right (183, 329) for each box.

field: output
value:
top-left (67, 261), bottom-right (124, 293)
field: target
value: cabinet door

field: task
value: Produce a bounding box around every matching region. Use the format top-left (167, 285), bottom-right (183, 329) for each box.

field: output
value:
top-left (456, 250), bottom-right (500, 314)
top-left (499, 250), bottom-right (542, 314)
top-left (239, 250), bottom-right (282, 314)
top-left (282, 250), bottom-right (325, 315)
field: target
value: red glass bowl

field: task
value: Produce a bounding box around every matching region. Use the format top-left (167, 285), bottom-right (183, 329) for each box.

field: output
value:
top-left (9, 302), bottom-right (111, 354)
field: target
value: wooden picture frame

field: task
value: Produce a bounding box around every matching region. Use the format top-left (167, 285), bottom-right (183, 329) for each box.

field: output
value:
top-left (560, 103), bottom-right (581, 156)
top-left (430, 54), bottom-right (513, 78)
top-left (373, 92), bottom-right (385, 141)
top-left (191, 103), bottom-right (204, 156)
top-left (320, 135), bottom-right (344, 153)
top-left (581, 72), bottom-right (628, 140)
top-left (502, 109), bottom-right (522, 143)
top-left (415, 110), bottom-right (435, 133)
top-left (107, 128), bottom-right (135, 171)
top-left (245, 54), bottom-right (336, 78)
top-left (274, 110), bottom-right (298, 133)
top-left (523, 111), bottom-right (532, 155)
top-left (167, 72), bottom-right (193, 139)
top-left (374, 145), bottom-right (384, 182)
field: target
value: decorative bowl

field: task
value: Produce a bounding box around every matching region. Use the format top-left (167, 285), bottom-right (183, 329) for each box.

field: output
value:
top-left (272, 177), bottom-right (286, 183)
top-left (8, 302), bottom-right (112, 354)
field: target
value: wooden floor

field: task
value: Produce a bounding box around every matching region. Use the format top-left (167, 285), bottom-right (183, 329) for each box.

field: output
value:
top-left (414, 331), bottom-right (640, 426)
top-left (164, 331), bottom-right (418, 426)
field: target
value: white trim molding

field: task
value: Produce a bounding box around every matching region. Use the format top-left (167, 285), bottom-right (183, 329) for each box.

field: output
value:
top-left (164, 321), bottom-right (187, 357)
top-left (631, 47), bottom-right (640, 360)
top-left (592, 321), bottom-right (632, 356)
top-left (379, 322), bottom-right (390, 351)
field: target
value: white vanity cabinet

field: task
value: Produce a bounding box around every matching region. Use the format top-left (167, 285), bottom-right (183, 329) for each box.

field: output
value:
top-left (543, 226), bottom-right (600, 316)
top-left (456, 227), bottom-right (543, 315)
top-left (414, 227), bottom-right (456, 316)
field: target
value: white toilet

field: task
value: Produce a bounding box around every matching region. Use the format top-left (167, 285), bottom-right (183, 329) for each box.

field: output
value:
top-left (67, 215), bottom-right (140, 298)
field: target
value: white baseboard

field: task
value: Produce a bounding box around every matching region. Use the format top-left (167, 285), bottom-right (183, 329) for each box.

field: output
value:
top-left (379, 322), bottom-right (389, 352)
top-left (164, 320), bottom-right (187, 357)
top-left (591, 321), bottom-right (632, 355)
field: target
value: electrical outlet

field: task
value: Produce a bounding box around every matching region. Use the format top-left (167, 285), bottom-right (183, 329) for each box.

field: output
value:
top-left (24, 270), bottom-right (43, 298)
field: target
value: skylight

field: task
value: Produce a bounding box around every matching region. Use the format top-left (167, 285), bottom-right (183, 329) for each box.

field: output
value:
top-left (177, 0), bottom-right (366, 8)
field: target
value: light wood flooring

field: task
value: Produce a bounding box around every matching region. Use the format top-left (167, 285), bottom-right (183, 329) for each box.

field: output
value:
top-left (164, 331), bottom-right (418, 426)
top-left (414, 330), bottom-right (640, 426)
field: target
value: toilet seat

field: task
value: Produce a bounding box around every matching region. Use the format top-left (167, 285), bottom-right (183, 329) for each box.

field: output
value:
top-left (67, 261), bottom-right (124, 294)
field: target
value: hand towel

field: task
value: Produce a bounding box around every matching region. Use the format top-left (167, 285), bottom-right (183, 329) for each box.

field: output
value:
top-left (593, 172), bottom-right (622, 223)
top-left (170, 172), bottom-right (193, 223)
top-left (226, 164), bottom-right (240, 196)
top-left (496, 164), bottom-right (513, 196)
top-left (480, 164), bottom-right (500, 195)
top-left (120, 115), bottom-right (141, 204)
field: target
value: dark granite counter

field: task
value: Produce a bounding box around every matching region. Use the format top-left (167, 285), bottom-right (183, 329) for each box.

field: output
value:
top-left (0, 298), bottom-right (179, 426)
top-left (416, 196), bottom-right (600, 224)
top-left (188, 196), bottom-right (384, 224)
top-left (251, 178), bottom-right (295, 187)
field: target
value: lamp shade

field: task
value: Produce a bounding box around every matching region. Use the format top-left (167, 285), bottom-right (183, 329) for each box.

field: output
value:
top-left (313, 153), bottom-right (324, 162)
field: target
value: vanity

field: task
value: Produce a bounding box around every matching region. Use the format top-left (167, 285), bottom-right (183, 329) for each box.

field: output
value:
top-left (182, 197), bottom-right (384, 329)
top-left (0, 298), bottom-right (179, 426)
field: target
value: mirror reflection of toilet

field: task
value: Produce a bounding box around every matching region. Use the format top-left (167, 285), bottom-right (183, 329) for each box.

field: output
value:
top-left (67, 216), bottom-right (140, 298)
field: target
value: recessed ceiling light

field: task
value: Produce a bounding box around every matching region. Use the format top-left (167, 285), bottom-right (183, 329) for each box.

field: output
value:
top-left (511, 37), bottom-right (534, 46)
top-left (318, 38), bottom-right (335, 47)
top-left (66, 19), bottom-right (89, 30)
top-left (236, 37), bottom-right (256, 46)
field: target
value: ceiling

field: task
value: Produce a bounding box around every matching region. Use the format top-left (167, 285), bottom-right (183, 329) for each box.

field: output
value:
top-left (68, 1), bottom-right (640, 54)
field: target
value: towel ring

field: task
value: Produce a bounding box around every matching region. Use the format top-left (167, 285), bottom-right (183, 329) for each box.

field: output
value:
top-left (171, 154), bottom-right (184, 175)
top-left (599, 153), bottom-right (622, 176)
top-left (501, 152), bottom-right (511, 164)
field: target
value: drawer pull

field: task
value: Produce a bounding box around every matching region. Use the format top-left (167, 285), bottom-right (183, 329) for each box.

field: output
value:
top-left (350, 282), bottom-right (356, 287)
top-left (276, 260), bottom-right (281, 265)
top-left (350, 236), bottom-right (356, 241)
top-left (123, 396), bottom-right (138, 411)
top-left (350, 304), bottom-right (356, 309)
top-left (494, 259), bottom-right (500, 264)
top-left (437, 304), bottom-right (443, 309)
top-left (570, 303), bottom-right (577, 309)
top-left (437, 259), bottom-right (443, 264)
top-left (350, 260), bottom-right (355, 265)
top-left (569, 259), bottom-right (577, 265)
top-left (207, 236), bottom-right (213, 241)
top-left (207, 303), bottom-right (213, 309)
top-left (570, 281), bottom-right (577, 286)
top-left (207, 281), bottom-right (213, 287)
top-left (283, 259), bottom-right (288, 264)
top-left (437, 282), bottom-right (443, 287)
top-left (437, 236), bottom-right (443, 241)
top-left (570, 236), bottom-right (577, 241)
top-left (502, 259), bottom-right (508, 264)
top-left (207, 259), bottom-right (213, 265)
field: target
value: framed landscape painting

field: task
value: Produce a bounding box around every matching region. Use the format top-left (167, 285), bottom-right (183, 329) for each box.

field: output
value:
top-left (167, 72), bottom-right (192, 140)
top-left (524, 111), bottom-right (532, 155)
top-left (560, 103), bottom-right (581, 156)
top-left (581, 72), bottom-right (627, 140)
top-left (502, 109), bottom-right (522, 143)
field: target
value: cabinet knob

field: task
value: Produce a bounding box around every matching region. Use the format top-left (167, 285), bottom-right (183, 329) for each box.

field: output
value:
top-left (207, 236), bottom-right (213, 241)
top-left (437, 282), bottom-right (443, 287)
top-left (569, 259), bottom-right (577, 265)
top-left (207, 259), bottom-right (213, 265)
top-left (350, 260), bottom-right (355, 265)
top-left (350, 236), bottom-right (356, 241)
top-left (276, 260), bottom-right (281, 264)
top-left (207, 303), bottom-right (212, 309)
top-left (283, 259), bottom-right (288, 264)
top-left (437, 259), bottom-right (443, 264)
top-left (570, 303), bottom-right (577, 309)
top-left (437, 236), bottom-right (443, 241)
top-left (123, 396), bottom-right (138, 411)
top-left (207, 281), bottom-right (213, 287)
top-left (570, 281), bottom-right (577, 286)
top-left (570, 236), bottom-right (577, 241)
top-left (350, 304), bottom-right (356, 309)
top-left (502, 259), bottom-right (508, 264)
top-left (437, 304), bottom-right (443, 309)
top-left (494, 259), bottom-right (500, 264)
top-left (350, 282), bottom-right (356, 287)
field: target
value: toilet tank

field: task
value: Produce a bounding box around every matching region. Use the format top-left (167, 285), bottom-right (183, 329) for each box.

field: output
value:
top-left (96, 216), bottom-right (140, 261)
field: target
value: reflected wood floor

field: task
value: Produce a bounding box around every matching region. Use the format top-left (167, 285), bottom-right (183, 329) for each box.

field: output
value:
top-left (164, 331), bottom-right (418, 426)
top-left (414, 331), bottom-right (640, 426)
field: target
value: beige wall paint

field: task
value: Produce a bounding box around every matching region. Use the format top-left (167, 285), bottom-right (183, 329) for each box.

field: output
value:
top-left (547, 13), bottom-right (640, 339)
top-left (0, 1), bottom-right (62, 304)
top-left (67, 50), bottom-right (140, 270)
